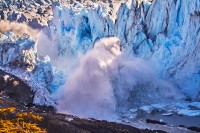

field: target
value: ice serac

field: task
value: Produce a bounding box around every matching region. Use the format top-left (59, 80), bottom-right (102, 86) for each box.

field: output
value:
top-left (117, 0), bottom-right (200, 100)
top-left (47, 2), bottom-right (115, 58)
top-left (115, 0), bottom-right (152, 57)
top-left (145, 0), bottom-right (200, 100)
top-left (0, 33), bottom-right (54, 105)
top-left (49, 0), bottom-right (200, 101)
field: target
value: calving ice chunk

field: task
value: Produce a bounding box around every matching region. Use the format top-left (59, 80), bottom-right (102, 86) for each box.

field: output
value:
top-left (57, 37), bottom-right (121, 120)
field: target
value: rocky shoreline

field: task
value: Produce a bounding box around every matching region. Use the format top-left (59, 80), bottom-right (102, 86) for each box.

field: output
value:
top-left (0, 70), bottom-right (167, 133)
top-left (1, 70), bottom-right (200, 133)
top-left (1, 99), bottom-right (168, 133)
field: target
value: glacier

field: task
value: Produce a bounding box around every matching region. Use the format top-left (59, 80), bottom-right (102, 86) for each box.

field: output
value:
top-left (0, 32), bottom-right (55, 105)
top-left (42, 0), bottom-right (200, 102)
top-left (0, 0), bottom-right (199, 119)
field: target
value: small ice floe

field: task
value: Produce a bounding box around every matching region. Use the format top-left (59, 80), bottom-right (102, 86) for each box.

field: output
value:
top-left (128, 115), bottom-right (135, 119)
top-left (139, 101), bottom-right (200, 117)
top-left (129, 108), bottom-right (137, 113)
top-left (177, 109), bottom-right (200, 116)
top-left (159, 119), bottom-right (163, 122)
top-left (151, 103), bottom-right (166, 109)
top-left (189, 102), bottom-right (200, 109)
top-left (140, 105), bottom-right (152, 113)
top-left (140, 103), bottom-right (167, 113)
top-left (120, 110), bottom-right (137, 121)
top-left (161, 112), bottom-right (173, 116)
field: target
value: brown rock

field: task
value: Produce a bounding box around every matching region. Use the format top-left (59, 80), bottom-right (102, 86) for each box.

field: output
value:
top-left (0, 70), bottom-right (34, 104)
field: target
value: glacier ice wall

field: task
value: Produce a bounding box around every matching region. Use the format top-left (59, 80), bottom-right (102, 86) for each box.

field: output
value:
top-left (45, 4), bottom-right (115, 56)
top-left (45, 0), bottom-right (200, 101)
top-left (145, 0), bottom-right (200, 100)
top-left (0, 33), bottom-right (54, 105)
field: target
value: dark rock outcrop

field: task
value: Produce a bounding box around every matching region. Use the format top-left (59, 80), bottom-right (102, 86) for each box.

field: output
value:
top-left (0, 70), bottom-right (34, 104)
top-left (17, 14), bottom-right (27, 23)
top-left (0, 97), bottom-right (166, 133)
top-left (28, 18), bottom-right (44, 29)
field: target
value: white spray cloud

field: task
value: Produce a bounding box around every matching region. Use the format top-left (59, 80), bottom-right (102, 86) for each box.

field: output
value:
top-left (37, 32), bottom-right (56, 58)
top-left (56, 36), bottom-right (184, 120)
top-left (111, 55), bottom-right (184, 108)
top-left (0, 20), bottom-right (39, 40)
top-left (57, 37), bottom-right (120, 120)
top-left (37, 31), bottom-right (80, 75)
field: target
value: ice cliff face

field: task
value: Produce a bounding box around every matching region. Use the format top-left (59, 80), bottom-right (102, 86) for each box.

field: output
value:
top-left (145, 0), bottom-right (200, 100)
top-left (0, 0), bottom-right (198, 106)
top-left (46, 0), bottom-right (200, 101)
top-left (0, 33), bottom-right (54, 105)
top-left (47, 3), bottom-right (114, 56)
